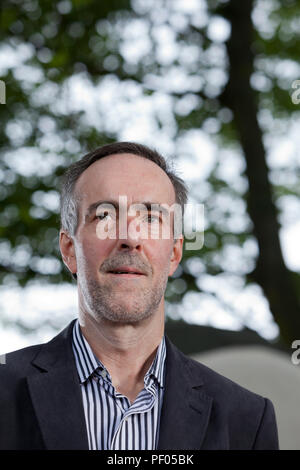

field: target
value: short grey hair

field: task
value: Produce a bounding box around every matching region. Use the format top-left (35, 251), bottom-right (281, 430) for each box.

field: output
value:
top-left (60, 141), bottom-right (189, 238)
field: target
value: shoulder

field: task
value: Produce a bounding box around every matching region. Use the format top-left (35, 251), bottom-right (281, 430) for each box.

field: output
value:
top-left (172, 341), bottom-right (269, 414)
top-left (0, 320), bottom-right (75, 384)
top-left (0, 343), bottom-right (45, 411)
top-left (182, 348), bottom-right (278, 444)
top-left (0, 343), bottom-right (44, 382)
top-left (185, 353), bottom-right (278, 449)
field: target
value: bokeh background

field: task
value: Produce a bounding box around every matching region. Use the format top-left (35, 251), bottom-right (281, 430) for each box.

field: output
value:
top-left (0, 0), bottom-right (300, 448)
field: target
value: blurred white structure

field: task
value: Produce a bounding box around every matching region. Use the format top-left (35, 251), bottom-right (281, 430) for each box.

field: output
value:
top-left (191, 345), bottom-right (300, 450)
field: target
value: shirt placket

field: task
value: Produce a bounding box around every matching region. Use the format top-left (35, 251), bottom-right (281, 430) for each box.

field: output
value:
top-left (110, 379), bottom-right (157, 450)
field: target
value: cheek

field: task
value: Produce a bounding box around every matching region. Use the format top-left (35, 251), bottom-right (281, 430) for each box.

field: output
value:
top-left (76, 237), bottom-right (111, 270)
top-left (148, 240), bottom-right (173, 273)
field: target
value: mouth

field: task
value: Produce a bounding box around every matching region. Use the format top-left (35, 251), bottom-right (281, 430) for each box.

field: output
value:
top-left (107, 272), bottom-right (145, 278)
top-left (106, 265), bottom-right (146, 278)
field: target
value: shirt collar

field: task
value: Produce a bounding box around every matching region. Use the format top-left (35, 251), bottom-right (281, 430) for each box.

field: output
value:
top-left (144, 334), bottom-right (166, 389)
top-left (72, 319), bottom-right (103, 383)
top-left (72, 319), bottom-right (166, 388)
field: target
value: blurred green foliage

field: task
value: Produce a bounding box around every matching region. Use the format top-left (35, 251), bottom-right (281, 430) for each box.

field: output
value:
top-left (0, 0), bottom-right (299, 343)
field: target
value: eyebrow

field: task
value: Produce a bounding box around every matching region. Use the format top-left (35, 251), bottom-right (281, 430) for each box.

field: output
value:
top-left (85, 199), bottom-right (171, 220)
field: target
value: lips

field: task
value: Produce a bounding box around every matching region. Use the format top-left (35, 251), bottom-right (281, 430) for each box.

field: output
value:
top-left (107, 266), bottom-right (145, 275)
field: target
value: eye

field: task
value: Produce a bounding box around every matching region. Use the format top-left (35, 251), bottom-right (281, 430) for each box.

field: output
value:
top-left (96, 211), bottom-right (112, 221)
top-left (146, 214), bottom-right (160, 223)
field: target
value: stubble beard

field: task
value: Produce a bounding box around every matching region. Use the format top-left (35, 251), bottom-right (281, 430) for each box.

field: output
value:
top-left (79, 269), bottom-right (169, 324)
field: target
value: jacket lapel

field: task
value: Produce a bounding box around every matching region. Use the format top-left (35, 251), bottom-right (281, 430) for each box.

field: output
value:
top-left (27, 320), bottom-right (89, 450)
top-left (157, 336), bottom-right (213, 450)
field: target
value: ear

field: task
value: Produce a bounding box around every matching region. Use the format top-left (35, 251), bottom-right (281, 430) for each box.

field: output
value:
top-left (168, 236), bottom-right (184, 277)
top-left (59, 229), bottom-right (77, 275)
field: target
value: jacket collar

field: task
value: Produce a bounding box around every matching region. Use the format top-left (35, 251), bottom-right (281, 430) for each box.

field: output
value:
top-left (27, 320), bottom-right (212, 450)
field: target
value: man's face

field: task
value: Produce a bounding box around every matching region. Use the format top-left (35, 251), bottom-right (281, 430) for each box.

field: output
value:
top-left (61, 153), bottom-right (183, 324)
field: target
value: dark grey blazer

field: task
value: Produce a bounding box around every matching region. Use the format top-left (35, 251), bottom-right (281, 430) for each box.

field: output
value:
top-left (0, 319), bottom-right (279, 450)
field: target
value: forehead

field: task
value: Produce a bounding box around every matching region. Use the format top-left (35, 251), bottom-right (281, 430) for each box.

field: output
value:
top-left (75, 153), bottom-right (176, 211)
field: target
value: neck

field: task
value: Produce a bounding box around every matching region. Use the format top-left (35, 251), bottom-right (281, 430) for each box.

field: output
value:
top-left (78, 304), bottom-right (165, 402)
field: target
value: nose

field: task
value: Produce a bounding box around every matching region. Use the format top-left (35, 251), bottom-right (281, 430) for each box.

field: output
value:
top-left (117, 211), bottom-right (144, 251)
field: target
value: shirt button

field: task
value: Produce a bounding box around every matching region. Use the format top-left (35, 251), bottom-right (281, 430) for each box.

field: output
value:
top-left (100, 370), bottom-right (107, 379)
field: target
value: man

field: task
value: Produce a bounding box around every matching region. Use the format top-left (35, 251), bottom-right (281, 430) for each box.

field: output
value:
top-left (0, 142), bottom-right (279, 450)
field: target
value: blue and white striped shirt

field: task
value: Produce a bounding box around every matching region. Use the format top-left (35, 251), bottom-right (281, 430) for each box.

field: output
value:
top-left (72, 320), bottom-right (166, 450)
